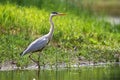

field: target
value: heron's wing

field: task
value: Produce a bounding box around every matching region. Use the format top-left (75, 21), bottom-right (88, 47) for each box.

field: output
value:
top-left (21, 36), bottom-right (49, 56)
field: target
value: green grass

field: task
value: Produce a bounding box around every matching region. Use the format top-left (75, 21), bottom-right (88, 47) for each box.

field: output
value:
top-left (0, 0), bottom-right (120, 67)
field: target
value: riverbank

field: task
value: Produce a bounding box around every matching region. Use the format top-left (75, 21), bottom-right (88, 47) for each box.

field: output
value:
top-left (0, 62), bottom-right (120, 80)
top-left (0, 60), bottom-right (119, 71)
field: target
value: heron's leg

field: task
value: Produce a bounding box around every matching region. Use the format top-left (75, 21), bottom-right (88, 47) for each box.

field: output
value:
top-left (29, 54), bottom-right (39, 66)
top-left (37, 54), bottom-right (41, 80)
top-left (37, 54), bottom-right (40, 70)
top-left (29, 54), bottom-right (41, 78)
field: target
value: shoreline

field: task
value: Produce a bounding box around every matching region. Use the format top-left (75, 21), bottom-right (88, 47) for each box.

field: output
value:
top-left (0, 61), bottom-right (119, 71)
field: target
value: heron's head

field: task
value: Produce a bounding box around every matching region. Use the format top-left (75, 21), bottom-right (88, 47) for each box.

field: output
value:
top-left (50, 12), bottom-right (66, 17)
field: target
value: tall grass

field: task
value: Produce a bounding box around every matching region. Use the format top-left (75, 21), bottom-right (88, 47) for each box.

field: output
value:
top-left (0, 0), bottom-right (120, 67)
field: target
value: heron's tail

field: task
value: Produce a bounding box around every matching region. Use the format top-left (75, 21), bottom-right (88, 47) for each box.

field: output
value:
top-left (20, 52), bottom-right (25, 56)
top-left (20, 52), bottom-right (24, 56)
top-left (20, 50), bottom-right (28, 56)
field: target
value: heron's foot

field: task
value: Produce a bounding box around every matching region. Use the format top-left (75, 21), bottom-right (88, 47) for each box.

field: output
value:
top-left (35, 61), bottom-right (39, 66)
top-left (36, 61), bottom-right (40, 69)
top-left (31, 60), bottom-right (39, 66)
top-left (32, 60), bottom-right (40, 69)
top-left (29, 54), bottom-right (40, 69)
top-left (29, 55), bottom-right (39, 65)
top-left (34, 60), bottom-right (40, 67)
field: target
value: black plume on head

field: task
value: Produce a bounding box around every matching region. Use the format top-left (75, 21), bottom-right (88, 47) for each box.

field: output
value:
top-left (51, 12), bottom-right (58, 14)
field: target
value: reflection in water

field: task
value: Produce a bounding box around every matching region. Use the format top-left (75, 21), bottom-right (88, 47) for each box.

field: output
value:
top-left (37, 69), bottom-right (40, 80)
top-left (0, 63), bottom-right (120, 80)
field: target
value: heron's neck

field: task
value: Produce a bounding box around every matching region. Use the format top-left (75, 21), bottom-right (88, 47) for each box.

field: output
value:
top-left (48, 15), bottom-right (54, 39)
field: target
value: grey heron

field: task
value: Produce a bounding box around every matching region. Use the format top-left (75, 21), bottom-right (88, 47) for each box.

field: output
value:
top-left (20, 12), bottom-right (65, 69)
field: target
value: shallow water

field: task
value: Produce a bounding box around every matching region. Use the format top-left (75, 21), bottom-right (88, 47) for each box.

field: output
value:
top-left (0, 63), bottom-right (120, 80)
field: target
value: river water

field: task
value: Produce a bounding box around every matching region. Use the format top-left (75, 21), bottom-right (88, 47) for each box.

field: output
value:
top-left (104, 17), bottom-right (120, 25)
top-left (0, 63), bottom-right (120, 80)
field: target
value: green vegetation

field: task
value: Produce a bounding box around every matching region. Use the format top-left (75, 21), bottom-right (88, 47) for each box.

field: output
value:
top-left (0, 0), bottom-right (120, 67)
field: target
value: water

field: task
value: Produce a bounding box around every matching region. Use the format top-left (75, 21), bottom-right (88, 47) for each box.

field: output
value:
top-left (0, 63), bottom-right (120, 80)
top-left (104, 17), bottom-right (120, 25)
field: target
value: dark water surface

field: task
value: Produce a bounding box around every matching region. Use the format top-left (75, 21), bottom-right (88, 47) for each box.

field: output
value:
top-left (0, 63), bottom-right (120, 80)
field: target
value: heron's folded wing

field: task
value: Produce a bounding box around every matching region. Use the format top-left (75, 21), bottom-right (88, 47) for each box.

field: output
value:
top-left (23, 37), bottom-right (49, 55)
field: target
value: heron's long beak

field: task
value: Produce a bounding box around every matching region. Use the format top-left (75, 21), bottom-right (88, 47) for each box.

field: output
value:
top-left (58, 13), bottom-right (66, 16)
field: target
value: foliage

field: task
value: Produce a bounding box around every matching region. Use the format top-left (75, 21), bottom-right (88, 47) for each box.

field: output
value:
top-left (0, 0), bottom-right (120, 67)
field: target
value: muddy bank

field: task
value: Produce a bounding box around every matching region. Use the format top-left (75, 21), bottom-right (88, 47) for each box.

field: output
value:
top-left (0, 60), bottom-right (119, 71)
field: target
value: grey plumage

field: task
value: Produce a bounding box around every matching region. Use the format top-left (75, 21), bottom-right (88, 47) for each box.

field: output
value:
top-left (20, 35), bottom-right (49, 56)
top-left (20, 12), bottom-right (65, 65)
